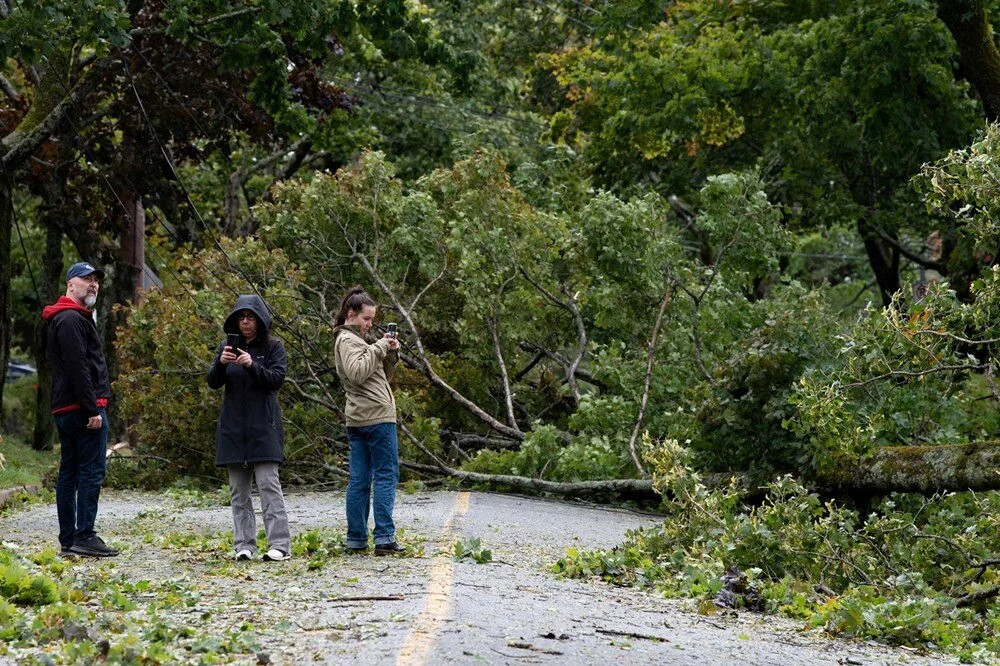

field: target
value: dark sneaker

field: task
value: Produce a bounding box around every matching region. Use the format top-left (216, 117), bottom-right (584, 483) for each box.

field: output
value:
top-left (69, 535), bottom-right (119, 558)
top-left (374, 542), bottom-right (405, 556)
top-left (59, 549), bottom-right (79, 561)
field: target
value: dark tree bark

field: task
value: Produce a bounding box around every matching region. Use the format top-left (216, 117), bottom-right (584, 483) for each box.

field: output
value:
top-left (858, 221), bottom-right (901, 307)
top-left (31, 223), bottom-right (63, 450)
top-left (937, 0), bottom-right (1000, 122)
top-left (102, 199), bottom-right (141, 447)
top-left (0, 182), bottom-right (10, 415)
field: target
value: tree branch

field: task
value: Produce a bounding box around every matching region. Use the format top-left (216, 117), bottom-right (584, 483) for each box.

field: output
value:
top-left (353, 250), bottom-right (524, 440)
top-left (401, 460), bottom-right (657, 499)
top-left (627, 285), bottom-right (673, 476)
top-left (877, 231), bottom-right (946, 272)
top-left (131, 7), bottom-right (265, 36)
top-left (840, 363), bottom-right (988, 390)
top-left (1, 77), bottom-right (92, 171)
top-left (562, 284), bottom-right (587, 406)
top-left (0, 74), bottom-right (20, 102)
top-left (489, 315), bottom-right (519, 430)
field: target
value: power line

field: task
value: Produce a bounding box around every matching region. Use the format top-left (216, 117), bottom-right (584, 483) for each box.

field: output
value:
top-left (120, 55), bottom-right (341, 374)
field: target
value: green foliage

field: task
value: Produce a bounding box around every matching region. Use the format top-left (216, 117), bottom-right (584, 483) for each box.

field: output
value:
top-left (0, 375), bottom-right (38, 442)
top-left (0, 0), bottom-right (129, 63)
top-left (0, 433), bottom-right (57, 491)
top-left (291, 528), bottom-right (346, 570)
top-left (791, 275), bottom-right (1000, 472)
top-left (0, 561), bottom-right (60, 606)
top-left (920, 123), bottom-right (1000, 252)
top-left (691, 285), bottom-right (842, 473)
top-left (255, 150), bottom-right (809, 484)
top-left (453, 536), bottom-right (492, 564)
top-left (544, 0), bottom-right (979, 225)
top-left (116, 237), bottom-right (329, 482)
top-left (554, 438), bottom-right (1000, 658)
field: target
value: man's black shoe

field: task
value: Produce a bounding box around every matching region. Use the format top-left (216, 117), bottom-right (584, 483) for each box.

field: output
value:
top-left (374, 542), bottom-right (405, 556)
top-left (69, 535), bottom-right (119, 558)
top-left (58, 549), bottom-right (79, 561)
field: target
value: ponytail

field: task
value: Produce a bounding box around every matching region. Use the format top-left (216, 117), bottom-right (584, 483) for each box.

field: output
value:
top-left (336, 286), bottom-right (376, 326)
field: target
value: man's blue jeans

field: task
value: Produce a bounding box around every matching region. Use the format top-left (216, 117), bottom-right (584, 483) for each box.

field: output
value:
top-left (54, 409), bottom-right (108, 549)
top-left (346, 422), bottom-right (399, 548)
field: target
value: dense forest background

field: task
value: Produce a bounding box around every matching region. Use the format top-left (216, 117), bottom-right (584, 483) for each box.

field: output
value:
top-left (9, 0), bottom-right (1000, 656)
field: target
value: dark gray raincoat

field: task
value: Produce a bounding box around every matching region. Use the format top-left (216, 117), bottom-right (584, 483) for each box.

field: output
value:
top-left (207, 294), bottom-right (286, 467)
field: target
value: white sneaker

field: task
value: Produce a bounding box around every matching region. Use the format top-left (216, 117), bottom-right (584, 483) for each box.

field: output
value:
top-left (263, 548), bottom-right (290, 561)
top-left (234, 550), bottom-right (253, 561)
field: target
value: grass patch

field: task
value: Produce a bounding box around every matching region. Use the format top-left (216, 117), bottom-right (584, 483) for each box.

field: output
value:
top-left (0, 434), bottom-right (57, 489)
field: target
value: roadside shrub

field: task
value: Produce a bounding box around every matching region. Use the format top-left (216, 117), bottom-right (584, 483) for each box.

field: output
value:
top-left (115, 237), bottom-right (325, 484)
top-left (691, 285), bottom-right (842, 474)
top-left (0, 375), bottom-right (37, 440)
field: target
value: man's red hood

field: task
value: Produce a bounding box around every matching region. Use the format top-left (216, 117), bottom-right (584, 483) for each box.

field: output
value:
top-left (41, 296), bottom-right (92, 320)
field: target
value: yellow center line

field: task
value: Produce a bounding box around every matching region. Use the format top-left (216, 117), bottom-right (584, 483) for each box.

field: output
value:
top-left (396, 491), bottom-right (471, 666)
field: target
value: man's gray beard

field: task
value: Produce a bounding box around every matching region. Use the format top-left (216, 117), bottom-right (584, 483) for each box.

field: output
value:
top-left (84, 294), bottom-right (97, 308)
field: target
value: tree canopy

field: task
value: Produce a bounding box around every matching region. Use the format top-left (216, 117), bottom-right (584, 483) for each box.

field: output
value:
top-left (10, 0), bottom-right (1000, 657)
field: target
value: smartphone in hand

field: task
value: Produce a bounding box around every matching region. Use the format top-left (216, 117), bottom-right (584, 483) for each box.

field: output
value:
top-left (386, 323), bottom-right (398, 339)
top-left (226, 333), bottom-right (240, 353)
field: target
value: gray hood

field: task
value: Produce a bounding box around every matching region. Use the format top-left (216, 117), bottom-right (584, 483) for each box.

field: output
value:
top-left (224, 294), bottom-right (272, 335)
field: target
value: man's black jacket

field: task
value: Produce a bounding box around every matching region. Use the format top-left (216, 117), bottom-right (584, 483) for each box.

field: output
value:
top-left (43, 300), bottom-right (110, 416)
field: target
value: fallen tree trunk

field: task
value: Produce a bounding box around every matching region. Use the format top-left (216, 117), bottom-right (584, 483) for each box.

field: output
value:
top-left (401, 441), bottom-right (1000, 501)
top-left (402, 461), bottom-right (658, 500)
top-left (820, 441), bottom-right (1000, 493)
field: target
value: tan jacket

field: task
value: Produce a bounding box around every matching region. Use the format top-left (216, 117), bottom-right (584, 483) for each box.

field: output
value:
top-left (333, 325), bottom-right (397, 427)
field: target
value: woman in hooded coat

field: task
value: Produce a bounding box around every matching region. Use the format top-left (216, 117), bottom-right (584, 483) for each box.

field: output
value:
top-left (207, 294), bottom-right (291, 561)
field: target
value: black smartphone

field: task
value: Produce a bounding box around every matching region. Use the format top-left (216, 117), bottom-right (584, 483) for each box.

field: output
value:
top-left (226, 333), bottom-right (240, 353)
top-left (386, 322), bottom-right (397, 338)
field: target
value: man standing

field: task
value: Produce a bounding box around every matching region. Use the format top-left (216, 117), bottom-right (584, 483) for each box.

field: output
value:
top-left (41, 262), bottom-right (119, 558)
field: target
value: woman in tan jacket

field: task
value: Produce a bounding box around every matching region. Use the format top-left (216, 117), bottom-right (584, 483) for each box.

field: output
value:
top-left (332, 287), bottom-right (403, 554)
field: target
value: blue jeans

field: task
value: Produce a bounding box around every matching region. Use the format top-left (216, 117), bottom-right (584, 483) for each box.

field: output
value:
top-left (346, 423), bottom-right (399, 548)
top-left (54, 409), bottom-right (108, 549)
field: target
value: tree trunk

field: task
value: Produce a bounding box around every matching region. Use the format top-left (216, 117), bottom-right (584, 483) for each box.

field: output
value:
top-left (821, 441), bottom-right (1000, 493)
top-left (402, 442), bottom-right (1000, 500)
top-left (0, 183), bottom-right (11, 417)
top-left (937, 0), bottom-right (1000, 122)
top-left (31, 223), bottom-right (62, 450)
top-left (98, 186), bottom-right (142, 446)
top-left (858, 218), bottom-right (901, 307)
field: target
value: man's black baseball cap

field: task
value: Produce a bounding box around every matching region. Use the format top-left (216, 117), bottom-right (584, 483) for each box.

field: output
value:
top-left (65, 262), bottom-right (105, 281)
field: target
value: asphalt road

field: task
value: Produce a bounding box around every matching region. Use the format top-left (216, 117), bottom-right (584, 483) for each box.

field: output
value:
top-left (1, 490), bottom-right (956, 665)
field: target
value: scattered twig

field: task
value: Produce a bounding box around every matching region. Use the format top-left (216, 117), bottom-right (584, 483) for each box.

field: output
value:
top-left (957, 584), bottom-right (1000, 607)
top-left (507, 641), bottom-right (564, 655)
top-left (595, 628), bottom-right (669, 643)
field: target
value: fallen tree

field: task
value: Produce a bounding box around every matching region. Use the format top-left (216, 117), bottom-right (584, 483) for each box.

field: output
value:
top-left (399, 440), bottom-right (1000, 501)
top-left (820, 441), bottom-right (1000, 494)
